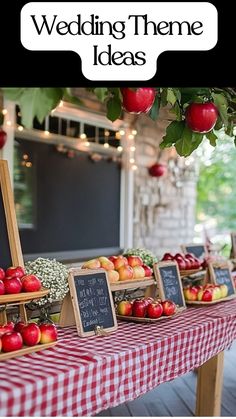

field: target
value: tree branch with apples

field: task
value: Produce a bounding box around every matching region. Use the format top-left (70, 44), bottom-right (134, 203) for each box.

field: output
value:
top-left (1, 87), bottom-right (236, 157)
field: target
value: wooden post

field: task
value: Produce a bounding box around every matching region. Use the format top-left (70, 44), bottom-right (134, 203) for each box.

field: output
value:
top-left (196, 351), bottom-right (224, 416)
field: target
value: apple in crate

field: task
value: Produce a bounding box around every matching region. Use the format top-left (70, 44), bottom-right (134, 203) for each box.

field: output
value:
top-left (1, 331), bottom-right (23, 352)
top-left (174, 256), bottom-right (186, 271)
top-left (14, 321), bottom-right (27, 333)
top-left (219, 284), bottom-right (228, 298)
top-left (4, 277), bottom-right (22, 294)
top-left (212, 286), bottom-right (222, 300)
top-left (39, 323), bottom-right (58, 344)
top-left (142, 264), bottom-right (153, 277)
top-left (198, 288), bottom-right (213, 302)
top-left (98, 257), bottom-right (114, 271)
top-left (117, 300), bottom-right (133, 316)
top-left (0, 279), bottom-right (5, 295)
top-left (184, 286), bottom-right (198, 301)
top-left (107, 270), bottom-right (120, 283)
top-left (161, 300), bottom-right (176, 316)
top-left (21, 323), bottom-right (41, 346)
top-left (0, 321), bottom-right (15, 337)
top-left (143, 297), bottom-right (154, 307)
top-left (133, 265), bottom-right (145, 279)
top-left (132, 299), bottom-right (147, 317)
top-left (127, 255), bottom-right (143, 267)
top-left (112, 255), bottom-right (128, 270)
top-left (118, 265), bottom-right (134, 281)
top-left (5, 266), bottom-right (25, 279)
top-left (147, 302), bottom-right (163, 319)
top-left (21, 274), bottom-right (42, 292)
top-left (0, 267), bottom-right (5, 281)
top-left (82, 259), bottom-right (101, 269)
top-left (162, 253), bottom-right (173, 261)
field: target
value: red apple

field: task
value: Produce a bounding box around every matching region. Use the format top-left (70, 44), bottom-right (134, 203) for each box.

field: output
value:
top-left (0, 268), bottom-right (5, 281)
top-left (121, 87), bottom-right (156, 114)
top-left (0, 279), bottom-right (5, 295)
top-left (5, 266), bottom-right (25, 280)
top-left (174, 257), bottom-right (186, 270)
top-left (142, 264), bottom-right (153, 277)
top-left (117, 300), bottom-right (133, 316)
top-left (108, 256), bottom-right (118, 264)
top-left (0, 128), bottom-right (7, 149)
top-left (162, 253), bottom-right (174, 261)
top-left (118, 265), bottom-right (134, 281)
top-left (0, 337), bottom-right (2, 352)
top-left (39, 323), bottom-right (58, 344)
top-left (148, 163), bottom-right (167, 177)
top-left (185, 102), bottom-right (218, 133)
top-left (127, 255), bottom-right (143, 267)
top-left (146, 302), bottom-right (163, 318)
top-left (4, 277), bottom-right (22, 294)
top-left (132, 299), bottom-right (147, 317)
top-left (1, 331), bottom-right (23, 352)
top-left (184, 286), bottom-right (198, 301)
top-left (14, 321), bottom-right (27, 333)
top-left (0, 321), bottom-right (15, 337)
top-left (198, 288), bottom-right (213, 302)
top-left (21, 323), bottom-right (41, 346)
top-left (113, 255), bottom-right (128, 270)
top-left (21, 274), bottom-right (42, 292)
top-left (142, 297), bottom-right (154, 307)
top-left (161, 300), bottom-right (176, 316)
top-left (183, 258), bottom-right (192, 270)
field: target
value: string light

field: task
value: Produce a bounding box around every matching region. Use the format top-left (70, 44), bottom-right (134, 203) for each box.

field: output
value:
top-left (18, 126), bottom-right (24, 132)
top-left (84, 141), bottom-right (90, 147)
top-left (117, 146), bottom-right (123, 152)
top-left (80, 133), bottom-right (87, 140)
top-left (119, 129), bottom-right (125, 136)
top-left (104, 142), bottom-right (109, 148)
top-left (129, 158), bottom-right (135, 164)
top-left (25, 162), bottom-right (32, 168)
top-left (44, 130), bottom-right (50, 136)
top-left (59, 100), bottom-right (64, 107)
top-left (128, 134), bottom-right (134, 140)
top-left (23, 154), bottom-right (29, 160)
top-left (132, 164), bottom-right (138, 171)
top-left (2, 109), bottom-right (7, 115)
top-left (115, 132), bottom-right (121, 140)
top-left (130, 146), bottom-right (136, 152)
top-left (132, 129), bottom-right (137, 136)
top-left (104, 130), bottom-right (110, 137)
top-left (6, 121), bottom-right (12, 126)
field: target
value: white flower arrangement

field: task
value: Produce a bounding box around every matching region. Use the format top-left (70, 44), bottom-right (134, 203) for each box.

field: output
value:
top-left (25, 257), bottom-right (69, 307)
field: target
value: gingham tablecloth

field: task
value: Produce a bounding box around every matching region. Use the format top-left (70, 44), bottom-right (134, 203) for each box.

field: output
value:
top-left (1, 299), bottom-right (236, 416)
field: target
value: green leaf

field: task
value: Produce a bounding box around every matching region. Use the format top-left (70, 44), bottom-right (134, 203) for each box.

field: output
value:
top-left (62, 88), bottom-right (83, 106)
top-left (160, 120), bottom-right (185, 148)
top-left (149, 95), bottom-right (160, 121)
top-left (106, 97), bottom-right (122, 122)
top-left (167, 88), bottom-right (177, 106)
top-left (20, 88), bottom-right (63, 128)
top-left (214, 117), bottom-right (224, 131)
top-left (93, 88), bottom-right (109, 102)
top-left (212, 92), bottom-right (229, 127)
top-left (175, 126), bottom-right (193, 156)
top-left (225, 119), bottom-right (234, 137)
top-left (206, 130), bottom-right (218, 147)
top-left (2, 88), bottom-right (26, 101)
top-left (160, 89), bottom-right (168, 107)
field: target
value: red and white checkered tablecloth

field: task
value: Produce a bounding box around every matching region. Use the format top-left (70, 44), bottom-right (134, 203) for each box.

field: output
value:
top-left (1, 299), bottom-right (236, 416)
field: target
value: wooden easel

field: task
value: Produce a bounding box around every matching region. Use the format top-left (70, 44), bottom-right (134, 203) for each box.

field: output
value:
top-left (0, 160), bottom-right (27, 323)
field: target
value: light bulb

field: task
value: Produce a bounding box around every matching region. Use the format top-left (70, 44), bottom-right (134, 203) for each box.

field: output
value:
top-left (2, 109), bottom-right (7, 115)
top-left (132, 129), bottom-right (137, 136)
top-left (129, 158), bottom-right (135, 164)
top-left (128, 134), bottom-right (134, 140)
top-left (104, 143), bottom-right (109, 148)
top-left (119, 129), bottom-right (125, 136)
top-left (80, 133), bottom-right (87, 140)
top-left (132, 164), bottom-right (138, 171)
top-left (117, 146), bottom-right (123, 152)
top-left (44, 130), bottom-right (50, 136)
top-left (6, 121), bottom-right (12, 126)
top-left (59, 100), bottom-right (64, 107)
top-left (104, 130), bottom-right (110, 137)
top-left (84, 141), bottom-right (90, 147)
top-left (18, 126), bottom-right (24, 131)
top-left (130, 146), bottom-right (136, 152)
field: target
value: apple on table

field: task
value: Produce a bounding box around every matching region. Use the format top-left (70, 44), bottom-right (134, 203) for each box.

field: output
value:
top-left (161, 300), bottom-right (176, 316)
top-left (146, 302), bottom-right (163, 319)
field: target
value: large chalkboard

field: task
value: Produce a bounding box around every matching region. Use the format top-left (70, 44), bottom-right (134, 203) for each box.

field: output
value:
top-left (67, 269), bottom-right (117, 337)
top-left (0, 160), bottom-right (24, 270)
top-left (209, 263), bottom-right (236, 297)
top-left (154, 262), bottom-right (186, 310)
top-left (182, 244), bottom-right (207, 260)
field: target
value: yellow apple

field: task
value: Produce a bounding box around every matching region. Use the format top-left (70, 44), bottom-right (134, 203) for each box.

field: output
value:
top-left (98, 257), bottom-right (114, 271)
top-left (133, 266), bottom-right (145, 279)
top-left (82, 259), bottom-right (101, 269)
top-left (107, 270), bottom-right (120, 283)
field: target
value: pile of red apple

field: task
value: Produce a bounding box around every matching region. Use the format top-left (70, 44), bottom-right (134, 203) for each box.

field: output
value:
top-left (0, 320), bottom-right (57, 353)
top-left (0, 266), bottom-right (42, 295)
top-left (82, 255), bottom-right (153, 283)
top-left (117, 297), bottom-right (176, 319)
top-left (184, 283), bottom-right (228, 302)
top-left (161, 253), bottom-right (202, 271)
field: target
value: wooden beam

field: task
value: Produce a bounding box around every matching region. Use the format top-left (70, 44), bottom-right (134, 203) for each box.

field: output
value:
top-left (196, 351), bottom-right (224, 416)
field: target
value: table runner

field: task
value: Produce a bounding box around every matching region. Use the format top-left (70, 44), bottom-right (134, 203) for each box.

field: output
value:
top-left (1, 299), bottom-right (236, 416)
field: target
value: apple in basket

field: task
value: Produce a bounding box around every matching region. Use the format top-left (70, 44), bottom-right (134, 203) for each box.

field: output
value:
top-left (1, 332), bottom-right (23, 352)
top-left (161, 300), bottom-right (176, 316)
top-left (132, 299), bottom-right (147, 317)
top-left (5, 266), bottom-right (25, 280)
top-left (21, 274), bottom-right (42, 292)
top-left (117, 300), bottom-right (133, 316)
top-left (21, 323), bottom-right (41, 346)
top-left (39, 323), bottom-right (58, 343)
top-left (146, 302), bottom-right (163, 319)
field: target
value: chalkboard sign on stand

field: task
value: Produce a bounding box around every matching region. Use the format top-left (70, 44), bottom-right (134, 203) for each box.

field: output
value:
top-left (208, 262), bottom-right (236, 297)
top-left (153, 261), bottom-right (186, 310)
top-left (59, 269), bottom-right (118, 337)
top-left (181, 243), bottom-right (207, 260)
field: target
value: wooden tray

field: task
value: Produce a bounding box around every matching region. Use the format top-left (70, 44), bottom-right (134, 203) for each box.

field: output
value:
top-left (0, 341), bottom-right (57, 361)
top-left (110, 277), bottom-right (155, 291)
top-left (117, 312), bottom-right (177, 323)
top-left (0, 288), bottom-right (49, 306)
top-left (185, 294), bottom-right (236, 305)
top-left (180, 268), bottom-right (203, 277)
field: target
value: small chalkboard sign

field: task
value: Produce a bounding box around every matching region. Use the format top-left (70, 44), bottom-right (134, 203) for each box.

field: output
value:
top-left (230, 233), bottom-right (236, 259)
top-left (0, 160), bottom-right (24, 270)
top-left (181, 243), bottom-right (207, 260)
top-left (153, 261), bottom-right (186, 310)
top-left (208, 262), bottom-right (236, 297)
top-left (61, 268), bottom-right (117, 337)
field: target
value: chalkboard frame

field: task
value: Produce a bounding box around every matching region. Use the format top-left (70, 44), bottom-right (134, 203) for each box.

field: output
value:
top-left (208, 261), bottom-right (236, 296)
top-left (0, 160), bottom-right (24, 268)
top-left (181, 243), bottom-right (207, 260)
top-left (67, 268), bottom-right (118, 337)
top-left (153, 261), bottom-right (186, 310)
top-left (230, 232), bottom-right (236, 259)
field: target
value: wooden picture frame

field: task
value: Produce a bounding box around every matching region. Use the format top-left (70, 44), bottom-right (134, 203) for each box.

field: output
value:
top-left (230, 232), bottom-right (236, 259)
top-left (153, 261), bottom-right (186, 310)
top-left (0, 160), bottom-right (24, 268)
top-left (60, 268), bottom-right (118, 337)
top-left (208, 261), bottom-right (236, 296)
top-left (181, 243), bottom-right (207, 260)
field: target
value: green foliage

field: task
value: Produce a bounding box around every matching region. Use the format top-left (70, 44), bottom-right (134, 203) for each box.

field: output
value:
top-left (1, 86), bottom-right (236, 157)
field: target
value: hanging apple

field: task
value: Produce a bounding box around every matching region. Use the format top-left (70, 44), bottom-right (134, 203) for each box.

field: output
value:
top-left (121, 88), bottom-right (156, 114)
top-left (148, 163), bottom-right (167, 177)
top-left (185, 102), bottom-right (218, 133)
top-left (0, 128), bottom-right (7, 149)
